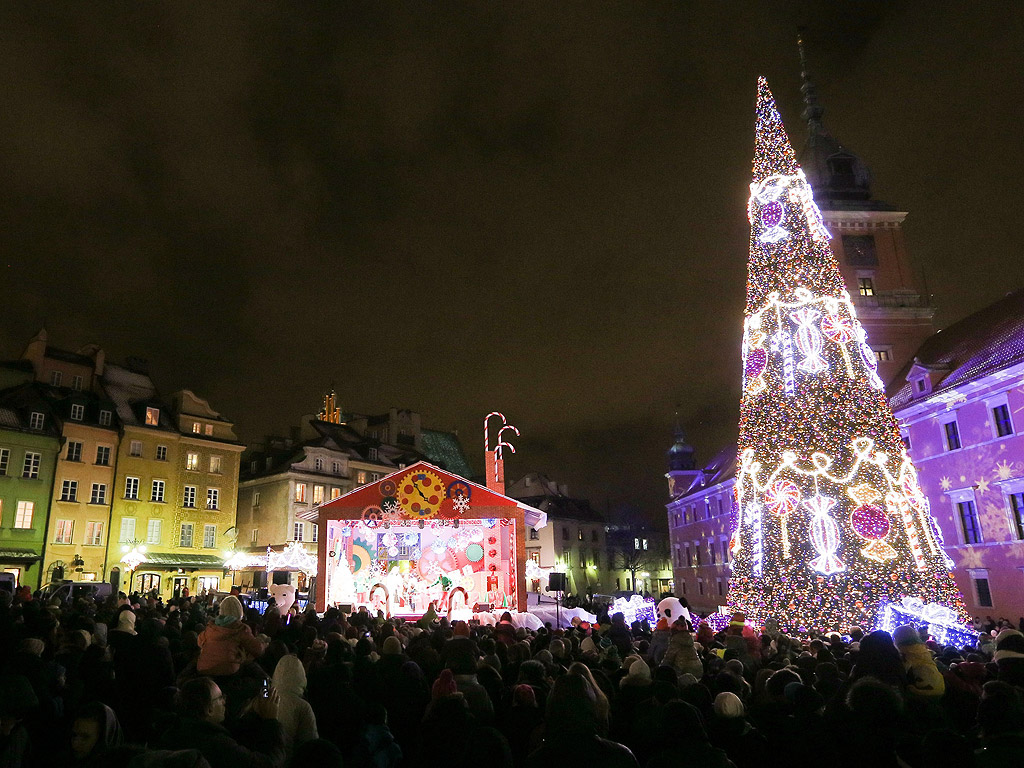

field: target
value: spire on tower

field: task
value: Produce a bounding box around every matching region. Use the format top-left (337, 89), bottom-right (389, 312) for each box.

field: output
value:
top-left (797, 27), bottom-right (827, 136)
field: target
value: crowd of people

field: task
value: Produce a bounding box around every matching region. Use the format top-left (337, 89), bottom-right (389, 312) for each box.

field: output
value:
top-left (1, 585), bottom-right (1022, 768)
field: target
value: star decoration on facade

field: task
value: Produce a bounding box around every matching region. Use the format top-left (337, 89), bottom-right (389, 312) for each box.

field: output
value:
top-left (939, 476), bottom-right (953, 491)
top-left (975, 477), bottom-right (990, 495)
top-left (995, 460), bottom-right (1015, 481)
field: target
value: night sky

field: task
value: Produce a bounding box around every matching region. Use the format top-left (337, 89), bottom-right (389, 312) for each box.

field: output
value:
top-left (2, 3), bottom-right (1021, 523)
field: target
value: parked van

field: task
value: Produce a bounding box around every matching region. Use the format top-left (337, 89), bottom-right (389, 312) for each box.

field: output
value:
top-left (0, 572), bottom-right (15, 595)
top-left (39, 580), bottom-right (113, 605)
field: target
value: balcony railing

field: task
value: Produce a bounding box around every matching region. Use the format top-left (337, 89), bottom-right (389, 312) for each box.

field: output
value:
top-left (854, 291), bottom-right (931, 309)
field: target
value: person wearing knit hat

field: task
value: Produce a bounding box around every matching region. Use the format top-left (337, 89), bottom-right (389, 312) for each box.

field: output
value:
top-left (216, 594), bottom-right (245, 626)
top-left (993, 628), bottom-right (1024, 688)
top-left (621, 656), bottom-right (652, 688)
top-left (713, 691), bottom-right (745, 718)
top-left (893, 624), bottom-right (945, 697)
top-left (381, 636), bottom-right (403, 656)
top-left (196, 595), bottom-right (265, 676)
top-left (580, 635), bottom-right (598, 656)
top-left (430, 668), bottom-right (459, 701)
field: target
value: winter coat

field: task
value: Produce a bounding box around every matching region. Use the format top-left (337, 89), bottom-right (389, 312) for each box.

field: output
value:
top-left (196, 622), bottom-right (265, 676)
top-left (664, 631), bottom-right (704, 680)
top-left (159, 716), bottom-right (284, 768)
top-left (899, 643), bottom-right (945, 697)
top-left (271, 655), bottom-right (318, 759)
top-left (649, 626), bottom-right (671, 666)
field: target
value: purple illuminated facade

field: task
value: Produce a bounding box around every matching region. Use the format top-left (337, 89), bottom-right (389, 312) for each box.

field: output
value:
top-left (890, 289), bottom-right (1024, 621)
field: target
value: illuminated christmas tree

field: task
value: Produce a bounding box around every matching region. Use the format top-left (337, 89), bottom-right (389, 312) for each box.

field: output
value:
top-left (727, 78), bottom-right (970, 633)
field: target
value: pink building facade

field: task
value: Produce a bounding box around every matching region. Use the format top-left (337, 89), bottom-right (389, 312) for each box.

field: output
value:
top-left (890, 289), bottom-right (1024, 623)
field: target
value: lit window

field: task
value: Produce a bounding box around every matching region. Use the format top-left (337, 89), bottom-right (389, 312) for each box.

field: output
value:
top-left (203, 524), bottom-right (217, 548)
top-left (634, 537), bottom-right (640, 550)
top-left (71, 375), bottom-right (83, 391)
top-left (119, 517), bottom-right (136, 542)
top-left (944, 420), bottom-right (962, 451)
top-left (23, 452), bottom-right (41, 479)
top-left (209, 455), bottom-right (221, 473)
top-left (145, 407), bottom-right (159, 426)
top-left (179, 523), bottom-right (194, 548)
top-left (85, 521), bottom-right (104, 546)
top-left (29, 412), bottom-right (44, 430)
top-left (330, 487), bottom-right (341, 500)
top-left (90, 483), bottom-right (106, 505)
top-left (156, 445), bottom-right (167, 461)
top-left (124, 477), bottom-right (139, 499)
top-left (50, 371), bottom-right (63, 386)
top-left (95, 446), bottom-right (110, 466)
top-left (858, 277), bottom-right (875, 296)
top-left (147, 519), bottom-right (162, 545)
top-left (993, 404), bottom-right (1014, 438)
top-left (67, 441), bottom-right (82, 462)
top-left (294, 483), bottom-right (307, 503)
top-left (54, 519), bottom-right (74, 544)
top-left (192, 422), bottom-right (201, 434)
top-left (206, 488), bottom-right (219, 510)
top-left (578, 528), bottom-right (584, 541)
top-left (356, 471), bottom-right (367, 485)
top-left (313, 485), bottom-right (324, 504)
top-left (99, 410), bottom-right (112, 426)
top-left (204, 424), bottom-right (213, 436)
top-left (60, 479), bottom-right (78, 502)
top-left (129, 441), bottom-right (142, 457)
top-left (70, 404), bottom-right (85, 421)
top-left (643, 538), bottom-right (649, 550)
top-left (15, 501), bottom-right (34, 529)
top-left (151, 480), bottom-right (165, 502)
top-left (186, 453), bottom-right (199, 471)
top-left (182, 483), bottom-right (195, 506)
top-left (874, 349), bottom-right (892, 362)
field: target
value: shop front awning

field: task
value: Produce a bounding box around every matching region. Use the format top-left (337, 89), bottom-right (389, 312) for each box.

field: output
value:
top-left (0, 547), bottom-right (43, 563)
top-left (135, 554), bottom-right (228, 569)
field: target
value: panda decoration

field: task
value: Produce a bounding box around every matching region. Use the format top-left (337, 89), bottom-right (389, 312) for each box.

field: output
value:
top-left (657, 597), bottom-right (691, 629)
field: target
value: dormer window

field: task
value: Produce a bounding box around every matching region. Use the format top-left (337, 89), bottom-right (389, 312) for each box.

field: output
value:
top-left (145, 407), bottom-right (160, 426)
top-left (70, 404), bottom-right (85, 421)
top-left (50, 371), bottom-right (63, 387)
top-left (29, 412), bottom-right (44, 430)
top-left (368, 448), bottom-right (378, 461)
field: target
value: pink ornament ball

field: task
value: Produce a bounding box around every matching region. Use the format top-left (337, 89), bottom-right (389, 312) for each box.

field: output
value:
top-left (850, 504), bottom-right (890, 541)
top-left (745, 348), bottom-right (767, 379)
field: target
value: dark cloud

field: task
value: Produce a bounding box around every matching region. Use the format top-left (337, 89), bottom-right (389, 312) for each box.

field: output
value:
top-left (1, 2), bottom-right (1020, 522)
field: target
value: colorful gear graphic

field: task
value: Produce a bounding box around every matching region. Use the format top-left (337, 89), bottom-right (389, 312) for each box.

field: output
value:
top-left (397, 469), bottom-right (446, 519)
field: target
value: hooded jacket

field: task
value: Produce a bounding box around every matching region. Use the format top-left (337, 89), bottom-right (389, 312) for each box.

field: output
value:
top-left (271, 655), bottom-right (318, 758)
top-left (197, 621), bottom-right (265, 676)
top-left (664, 630), bottom-right (704, 680)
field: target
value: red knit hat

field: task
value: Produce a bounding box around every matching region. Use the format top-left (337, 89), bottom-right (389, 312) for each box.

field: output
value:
top-left (431, 668), bottom-right (458, 700)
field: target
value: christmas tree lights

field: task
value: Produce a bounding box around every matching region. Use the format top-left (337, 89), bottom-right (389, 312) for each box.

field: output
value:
top-left (727, 79), bottom-right (970, 634)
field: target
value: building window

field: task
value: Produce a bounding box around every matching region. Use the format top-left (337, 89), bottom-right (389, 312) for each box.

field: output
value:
top-left (697, 578), bottom-right (704, 596)
top-left (874, 349), bottom-right (892, 362)
top-left (71, 375), bottom-right (83, 391)
top-left (685, 544), bottom-right (691, 567)
top-left (209, 455), bottom-right (221, 473)
top-left (183, 486), bottom-right (197, 508)
top-left (130, 440), bottom-right (143, 457)
top-left (23, 452), bottom-right (41, 479)
top-left (15, 501), bottom-right (34, 529)
top-left (900, 432), bottom-right (911, 452)
top-left (312, 524), bottom-right (318, 543)
top-left (204, 424), bottom-right (213, 436)
top-left (265, 457), bottom-right (272, 470)
top-left (253, 491), bottom-right (261, 507)
top-left (67, 441), bottom-right (83, 462)
top-left (579, 551), bottom-right (586, 569)
top-left (973, 571), bottom-right (994, 608)
top-left (371, 473), bottom-right (381, 482)
top-left (717, 578), bottom-right (724, 596)
top-left (95, 446), bottom-right (110, 466)
top-left (203, 524), bottom-right (217, 548)
top-left (85, 521), bottom-right (103, 546)
top-left (315, 458), bottom-right (324, 471)
top-left (145, 407), bottom-right (160, 426)
top-left (578, 528), bottom-right (584, 541)
top-left (70, 403), bottom-right (85, 421)
top-left (179, 524), bottom-right (194, 548)
top-left (563, 528), bottom-right (569, 542)
top-left (332, 461), bottom-right (341, 474)
top-left (60, 479), bottom-right (78, 502)
top-left (119, 517), bottom-right (136, 542)
top-left (1009, 492), bottom-right (1024, 540)
top-left (29, 412), bottom-right (44, 430)
top-left (186, 453), bottom-right (199, 471)
top-left (368, 448), bottom-right (378, 461)
top-left (151, 480), bottom-right (165, 503)
top-left (0, 449), bottom-right (8, 475)
top-left (293, 522), bottom-right (304, 541)
top-left (709, 543), bottom-right (717, 565)
top-left (147, 518), bottom-right (162, 545)
top-left (642, 538), bottom-right (649, 550)
top-left (99, 410), bottom-right (112, 426)
top-left (192, 422), bottom-right (201, 434)
top-left (693, 543), bottom-right (702, 566)
top-left (330, 487), bottom-right (341, 500)
top-left (944, 421), bottom-right (962, 451)
top-left (634, 537), bottom-right (640, 550)
top-left (294, 483), bottom-right (307, 503)
top-left (313, 485), bottom-right (324, 504)
top-left (90, 483), bottom-right (106, 505)
top-left (125, 477), bottom-right (139, 500)
top-left (54, 519), bottom-right (74, 544)
top-left (842, 234), bottom-right (878, 267)
top-left (993, 404), bottom-right (1014, 437)
top-left (590, 529), bottom-right (598, 542)
top-left (721, 539), bottom-right (729, 564)
top-left (958, 499), bottom-right (982, 544)
top-left (251, 528), bottom-right (259, 545)
top-left (156, 445), bottom-right (167, 461)
top-left (356, 471), bottom-right (367, 485)
top-left (50, 371), bottom-right (63, 386)
top-left (857, 277), bottom-right (875, 297)
top-left (206, 488), bottom-right (219, 510)
top-left (250, 460), bottom-right (258, 473)
top-left (529, 528), bottom-right (539, 541)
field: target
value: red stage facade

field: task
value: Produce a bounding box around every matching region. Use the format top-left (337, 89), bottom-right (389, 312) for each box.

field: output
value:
top-left (314, 462), bottom-right (538, 615)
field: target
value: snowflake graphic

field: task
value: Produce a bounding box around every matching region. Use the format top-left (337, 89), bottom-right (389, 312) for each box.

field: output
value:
top-left (381, 499), bottom-right (402, 519)
top-left (958, 547), bottom-right (985, 570)
top-left (939, 476), bottom-right (953, 491)
top-left (452, 494), bottom-right (471, 514)
top-left (994, 460), bottom-right (1016, 481)
top-left (975, 477), bottom-right (990, 495)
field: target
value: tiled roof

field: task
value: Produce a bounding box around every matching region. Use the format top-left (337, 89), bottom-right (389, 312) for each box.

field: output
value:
top-left (516, 495), bottom-right (605, 524)
top-left (889, 288), bottom-right (1024, 409)
top-left (420, 429), bottom-right (473, 477)
top-left (0, 407), bottom-right (21, 429)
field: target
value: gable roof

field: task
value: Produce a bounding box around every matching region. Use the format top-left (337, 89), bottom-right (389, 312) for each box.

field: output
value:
top-left (889, 288), bottom-right (1024, 409)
